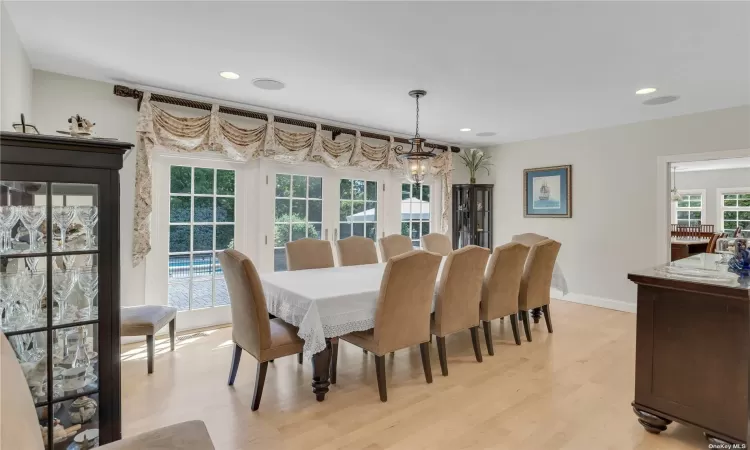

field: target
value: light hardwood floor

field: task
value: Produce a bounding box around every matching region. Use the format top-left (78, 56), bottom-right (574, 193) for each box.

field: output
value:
top-left (121, 300), bottom-right (706, 449)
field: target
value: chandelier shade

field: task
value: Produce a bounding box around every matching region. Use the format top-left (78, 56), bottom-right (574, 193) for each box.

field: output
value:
top-left (395, 90), bottom-right (437, 186)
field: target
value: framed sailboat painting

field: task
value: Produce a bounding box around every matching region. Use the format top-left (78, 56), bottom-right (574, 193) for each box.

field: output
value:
top-left (523, 165), bottom-right (572, 218)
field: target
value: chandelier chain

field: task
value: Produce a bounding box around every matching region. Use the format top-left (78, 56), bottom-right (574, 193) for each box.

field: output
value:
top-left (415, 95), bottom-right (420, 138)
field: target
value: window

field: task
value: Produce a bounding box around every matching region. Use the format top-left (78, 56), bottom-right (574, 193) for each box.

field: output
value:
top-left (401, 183), bottom-right (430, 247)
top-left (274, 174), bottom-right (323, 271)
top-left (339, 178), bottom-right (378, 241)
top-left (721, 192), bottom-right (750, 237)
top-left (675, 193), bottom-right (702, 226)
top-left (168, 166), bottom-right (235, 311)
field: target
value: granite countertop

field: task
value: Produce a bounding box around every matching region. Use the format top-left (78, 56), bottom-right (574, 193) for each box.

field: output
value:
top-left (628, 253), bottom-right (750, 291)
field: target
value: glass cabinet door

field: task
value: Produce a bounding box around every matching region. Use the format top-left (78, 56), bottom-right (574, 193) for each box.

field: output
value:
top-left (1, 180), bottom-right (102, 449)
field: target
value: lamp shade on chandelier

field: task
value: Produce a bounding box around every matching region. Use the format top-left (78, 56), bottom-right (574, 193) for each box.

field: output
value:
top-left (395, 90), bottom-right (437, 186)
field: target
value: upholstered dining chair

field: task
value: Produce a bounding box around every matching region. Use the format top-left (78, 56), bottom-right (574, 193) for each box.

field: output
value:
top-left (512, 232), bottom-right (548, 248)
top-left (518, 239), bottom-right (562, 342)
top-left (336, 236), bottom-right (378, 266)
top-left (336, 250), bottom-right (441, 402)
top-left (432, 245), bottom-right (490, 375)
top-left (218, 249), bottom-right (305, 411)
top-left (1, 334), bottom-right (215, 449)
top-left (378, 234), bottom-right (413, 261)
top-left (285, 238), bottom-right (335, 271)
top-left (481, 242), bottom-right (530, 351)
top-left (421, 233), bottom-right (453, 256)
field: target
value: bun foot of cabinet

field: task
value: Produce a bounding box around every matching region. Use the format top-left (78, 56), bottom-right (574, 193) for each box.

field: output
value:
top-left (632, 403), bottom-right (672, 434)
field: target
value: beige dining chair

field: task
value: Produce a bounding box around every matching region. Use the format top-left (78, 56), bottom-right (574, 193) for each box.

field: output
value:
top-left (286, 238), bottom-right (335, 271)
top-left (512, 233), bottom-right (548, 247)
top-left (337, 250), bottom-right (442, 402)
top-left (518, 239), bottom-right (561, 342)
top-left (336, 236), bottom-right (378, 266)
top-left (1, 334), bottom-right (215, 449)
top-left (378, 234), bottom-right (413, 261)
top-left (218, 249), bottom-right (305, 411)
top-left (481, 242), bottom-right (530, 351)
top-left (421, 233), bottom-right (453, 256)
top-left (432, 245), bottom-right (490, 375)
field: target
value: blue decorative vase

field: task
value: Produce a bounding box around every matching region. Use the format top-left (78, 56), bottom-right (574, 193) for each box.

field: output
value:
top-left (727, 239), bottom-right (750, 277)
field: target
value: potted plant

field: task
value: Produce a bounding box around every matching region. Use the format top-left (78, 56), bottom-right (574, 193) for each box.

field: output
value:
top-left (458, 148), bottom-right (493, 183)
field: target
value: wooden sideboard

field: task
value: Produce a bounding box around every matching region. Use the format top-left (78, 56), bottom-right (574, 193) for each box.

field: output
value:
top-left (628, 253), bottom-right (750, 445)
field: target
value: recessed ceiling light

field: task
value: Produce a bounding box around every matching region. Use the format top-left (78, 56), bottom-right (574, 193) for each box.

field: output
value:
top-left (636, 87), bottom-right (657, 95)
top-left (643, 95), bottom-right (679, 106)
top-left (219, 71), bottom-right (240, 80)
top-left (460, 128), bottom-right (472, 132)
top-left (252, 78), bottom-right (285, 90)
top-left (476, 132), bottom-right (497, 137)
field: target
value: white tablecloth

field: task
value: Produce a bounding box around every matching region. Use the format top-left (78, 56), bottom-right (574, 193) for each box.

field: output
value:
top-left (260, 260), bottom-right (568, 358)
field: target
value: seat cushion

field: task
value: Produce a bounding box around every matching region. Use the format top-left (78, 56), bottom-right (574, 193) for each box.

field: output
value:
top-left (121, 305), bottom-right (177, 336)
top-left (258, 318), bottom-right (304, 361)
top-left (101, 420), bottom-right (214, 450)
top-left (341, 329), bottom-right (379, 354)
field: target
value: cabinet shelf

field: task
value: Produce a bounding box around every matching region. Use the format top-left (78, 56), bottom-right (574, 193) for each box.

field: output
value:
top-left (452, 184), bottom-right (493, 250)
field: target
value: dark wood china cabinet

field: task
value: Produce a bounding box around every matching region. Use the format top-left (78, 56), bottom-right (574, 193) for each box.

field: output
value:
top-left (452, 184), bottom-right (493, 250)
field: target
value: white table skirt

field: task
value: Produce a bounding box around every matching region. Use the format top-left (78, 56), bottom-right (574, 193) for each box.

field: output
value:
top-left (260, 260), bottom-right (569, 358)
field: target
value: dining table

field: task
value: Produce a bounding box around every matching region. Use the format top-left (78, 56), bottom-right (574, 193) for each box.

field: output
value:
top-left (670, 238), bottom-right (710, 261)
top-left (259, 258), bottom-right (569, 401)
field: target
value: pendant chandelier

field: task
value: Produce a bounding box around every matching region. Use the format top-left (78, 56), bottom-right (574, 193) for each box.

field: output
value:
top-left (671, 165), bottom-right (683, 202)
top-left (394, 90), bottom-right (437, 186)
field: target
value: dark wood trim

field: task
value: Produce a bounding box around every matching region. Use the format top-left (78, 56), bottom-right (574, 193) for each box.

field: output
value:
top-left (521, 311), bottom-right (532, 342)
top-left (531, 307), bottom-right (542, 324)
top-left (311, 340), bottom-right (332, 401)
top-left (469, 327), bottom-right (483, 362)
top-left (375, 355), bottom-right (387, 402)
top-left (112, 85), bottom-right (461, 152)
top-left (227, 344), bottom-right (242, 386)
top-left (482, 321), bottom-right (494, 356)
top-left (419, 342), bottom-right (433, 384)
top-left (509, 315), bottom-right (522, 345)
top-left (330, 338), bottom-right (339, 384)
top-left (436, 336), bottom-right (448, 376)
top-left (251, 361), bottom-right (269, 411)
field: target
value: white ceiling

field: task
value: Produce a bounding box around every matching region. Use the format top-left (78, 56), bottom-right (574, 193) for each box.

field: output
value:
top-left (6, 1), bottom-right (750, 146)
top-left (674, 157), bottom-right (750, 172)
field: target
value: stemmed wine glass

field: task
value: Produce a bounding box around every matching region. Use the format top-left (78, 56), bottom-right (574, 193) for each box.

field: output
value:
top-left (52, 269), bottom-right (77, 324)
top-left (0, 273), bottom-right (19, 330)
top-left (51, 206), bottom-right (76, 251)
top-left (19, 206), bottom-right (46, 252)
top-left (75, 206), bottom-right (98, 250)
top-left (20, 270), bottom-right (46, 329)
top-left (0, 206), bottom-right (19, 253)
top-left (77, 267), bottom-right (98, 320)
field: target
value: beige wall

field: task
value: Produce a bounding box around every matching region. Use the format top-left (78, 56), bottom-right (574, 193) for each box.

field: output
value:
top-left (488, 105), bottom-right (750, 311)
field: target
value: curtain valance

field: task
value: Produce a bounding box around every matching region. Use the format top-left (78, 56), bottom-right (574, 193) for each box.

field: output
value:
top-left (132, 92), bottom-right (453, 267)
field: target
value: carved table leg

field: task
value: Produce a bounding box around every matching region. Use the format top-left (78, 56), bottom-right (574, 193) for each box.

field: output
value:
top-left (531, 307), bottom-right (542, 324)
top-left (311, 339), bottom-right (332, 401)
top-left (632, 404), bottom-right (672, 434)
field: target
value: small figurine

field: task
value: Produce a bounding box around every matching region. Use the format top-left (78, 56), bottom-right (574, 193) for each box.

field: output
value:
top-left (68, 115), bottom-right (95, 136)
top-left (727, 238), bottom-right (750, 277)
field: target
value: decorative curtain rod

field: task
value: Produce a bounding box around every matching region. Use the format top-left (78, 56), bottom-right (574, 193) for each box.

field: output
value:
top-left (113, 85), bottom-right (460, 153)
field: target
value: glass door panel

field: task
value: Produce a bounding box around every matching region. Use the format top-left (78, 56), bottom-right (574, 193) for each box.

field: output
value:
top-left (273, 174), bottom-right (324, 271)
top-left (339, 178), bottom-right (379, 241)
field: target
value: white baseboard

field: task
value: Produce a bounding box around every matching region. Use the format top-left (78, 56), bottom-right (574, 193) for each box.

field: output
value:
top-left (552, 289), bottom-right (637, 313)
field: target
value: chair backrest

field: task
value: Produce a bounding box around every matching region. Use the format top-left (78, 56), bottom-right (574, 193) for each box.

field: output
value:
top-left (379, 234), bottom-right (413, 261)
top-left (285, 238), bottom-right (334, 271)
top-left (1, 334), bottom-right (44, 450)
top-left (421, 233), bottom-right (453, 256)
top-left (706, 232), bottom-right (722, 253)
top-left (217, 249), bottom-right (271, 358)
top-left (481, 242), bottom-right (530, 321)
top-left (512, 233), bottom-right (548, 247)
top-left (372, 250), bottom-right (441, 353)
top-left (519, 239), bottom-right (561, 310)
top-left (336, 236), bottom-right (378, 266)
top-left (433, 245), bottom-right (490, 336)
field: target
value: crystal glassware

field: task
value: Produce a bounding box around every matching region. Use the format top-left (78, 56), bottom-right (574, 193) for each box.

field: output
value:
top-left (77, 267), bottom-right (98, 320)
top-left (0, 206), bottom-right (20, 253)
top-left (75, 206), bottom-right (98, 250)
top-left (51, 206), bottom-right (76, 251)
top-left (0, 272), bottom-right (19, 329)
top-left (19, 206), bottom-right (46, 252)
top-left (72, 326), bottom-right (90, 369)
top-left (52, 269), bottom-right (77, 323)
top-left (20, 270), bottom-right (46, 328)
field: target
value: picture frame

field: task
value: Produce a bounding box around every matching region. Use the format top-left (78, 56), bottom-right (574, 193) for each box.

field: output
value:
top-left (523, 165), bottom-right (572, 218)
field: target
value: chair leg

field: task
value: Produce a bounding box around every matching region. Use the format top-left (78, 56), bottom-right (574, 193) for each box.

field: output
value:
top-left (521, 310), bottom-right (532, 342)
top-left (419, 342), bottom-right (433, 384)
top-left (374, 355), bottom-right (387, 402)
top-left (228, 344), bottom-right (242, 386)
top-left (509, 314), bottom-right (522, 345)
top-left (436, 336), bottom-right (448, 376)
top-left (482, 321), bottom-right (494, 356)
top-left (470, 326), bottom-right (483, 363)
top-left (298, 353), bottom-right (303, 364)
top-left (251, 361), bottom-right (268, 411)
top-left (169, 319), bottom-right (176, 351)
top-left (146, 335), bottom-right (154, 374)
top-left (542, 304), bottom-right (553, 333)
top-left (330, 339), bottom-right (339, 385)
